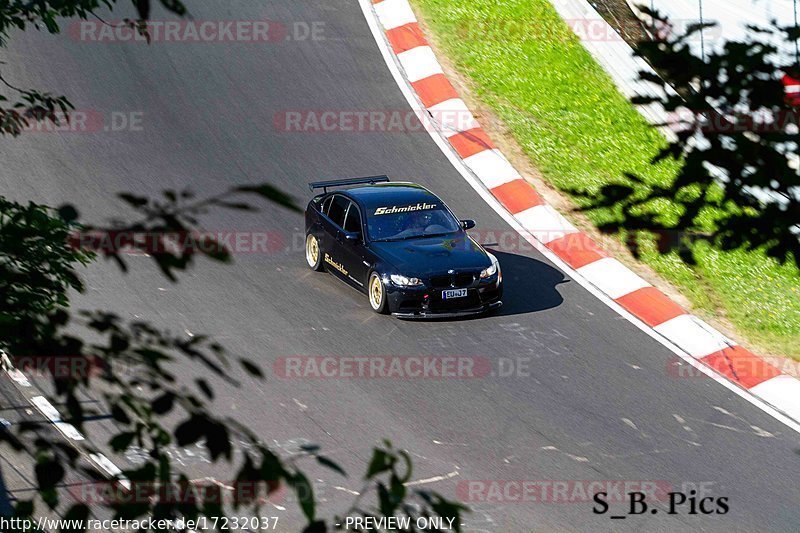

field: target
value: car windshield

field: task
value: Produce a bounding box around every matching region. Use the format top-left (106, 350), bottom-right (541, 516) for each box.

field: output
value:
top-left (367, 203), bottom-right (461, 241)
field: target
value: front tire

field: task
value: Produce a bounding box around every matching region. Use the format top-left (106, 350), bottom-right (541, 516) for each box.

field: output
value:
top-left (368, 272), bottom-right (388, 314)
top-left (305, 233), bottom-right (323, 271)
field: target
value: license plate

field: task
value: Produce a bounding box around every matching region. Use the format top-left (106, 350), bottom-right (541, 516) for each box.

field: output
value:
top-left (442, 289), bottom-right (468, 299)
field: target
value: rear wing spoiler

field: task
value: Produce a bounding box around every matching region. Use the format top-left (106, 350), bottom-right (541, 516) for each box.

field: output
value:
top-left (308, 175), bottom-right (390, 193)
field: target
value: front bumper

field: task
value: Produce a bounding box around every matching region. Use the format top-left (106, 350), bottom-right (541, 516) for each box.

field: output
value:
top-left (385, 274), bottom-right (503, 319)
top-left (392, 300), bottom-right (502, 319)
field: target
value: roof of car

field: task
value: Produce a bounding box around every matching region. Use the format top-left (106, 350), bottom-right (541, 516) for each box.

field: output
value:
top-left (341, 182), bottom-right (442, 212)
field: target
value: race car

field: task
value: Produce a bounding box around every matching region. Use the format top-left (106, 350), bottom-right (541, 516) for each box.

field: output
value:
top-left (304, 175), bottom-right (502, 318)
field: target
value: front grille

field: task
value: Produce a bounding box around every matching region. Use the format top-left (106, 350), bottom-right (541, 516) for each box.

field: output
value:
top-left (429, 275), bottom-right (451, 288)
top-left (428, 271), bottom-right (476, 288)
top-left (454, 273), bottom-right (475, 287)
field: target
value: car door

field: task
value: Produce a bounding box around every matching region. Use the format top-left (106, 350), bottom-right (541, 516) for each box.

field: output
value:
top-left (319, 194), bottom-right (352, 282)
top-left (314, 194), bottom-right (335, 259)
top-left (312, 194), bottom-right (333, 241)
top-left (340, 201), bottom-right (370, 288)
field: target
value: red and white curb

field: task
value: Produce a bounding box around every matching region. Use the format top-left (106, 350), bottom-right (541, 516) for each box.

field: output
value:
top-left (1, 351), bottom-right (131, 490)
top-left (361, 0), bottom-right (800, 428)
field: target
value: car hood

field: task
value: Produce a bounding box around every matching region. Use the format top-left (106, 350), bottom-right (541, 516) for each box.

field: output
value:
top-left (370, 232), bottom-right (491, 276)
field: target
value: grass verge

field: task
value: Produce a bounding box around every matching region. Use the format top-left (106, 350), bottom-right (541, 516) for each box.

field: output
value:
top-left (410, 0), bottom-right (800, 359)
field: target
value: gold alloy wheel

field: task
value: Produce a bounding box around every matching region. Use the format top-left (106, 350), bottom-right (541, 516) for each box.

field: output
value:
top-left (306, 234), bottom-right (319, 268)
top-left (369, 274), bottom-right (383, 310)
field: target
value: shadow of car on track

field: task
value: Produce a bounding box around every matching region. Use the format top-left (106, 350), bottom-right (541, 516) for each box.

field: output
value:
top-left (490, 249), bottom-right (567, 317)
top-left (413, 249), bottom-right (567, 322)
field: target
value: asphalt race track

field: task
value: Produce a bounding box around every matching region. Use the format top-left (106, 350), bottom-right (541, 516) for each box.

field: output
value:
top-left (1, 1), bottom-right (799, 531)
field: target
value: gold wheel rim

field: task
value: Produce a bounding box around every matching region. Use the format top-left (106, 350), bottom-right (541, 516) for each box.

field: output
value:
top-left (369, 275), bottom-right (382, 309)
top-left (306, 235), bottom-right (319, 266)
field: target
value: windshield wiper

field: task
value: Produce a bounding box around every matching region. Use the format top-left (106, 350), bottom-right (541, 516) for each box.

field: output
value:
top-left (421, 232), bottom-right (457, 239)
top-left (374, 231), bottom-right (456, 242)
top-left (373, 235), bottom-right (417, 242)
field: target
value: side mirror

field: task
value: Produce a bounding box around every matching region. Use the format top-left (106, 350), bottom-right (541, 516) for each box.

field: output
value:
top-left (344, 231), bottom-right (361, 242)
top-left (460, 219), bottom-right (476, 230)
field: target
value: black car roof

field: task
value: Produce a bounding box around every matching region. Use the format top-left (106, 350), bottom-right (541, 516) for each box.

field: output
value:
top-left (340, 182), bottom-right (442, 212)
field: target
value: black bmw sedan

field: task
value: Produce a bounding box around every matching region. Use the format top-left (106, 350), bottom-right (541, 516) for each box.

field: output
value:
top-left (304, 176), bottom-right (502, 318)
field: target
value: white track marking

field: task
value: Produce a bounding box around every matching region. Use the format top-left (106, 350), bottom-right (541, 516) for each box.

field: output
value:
top-left (576, 258), bottom-right (651, 300)
top-left (404, 470), bottom-right (459, 487)
top-left (514, 205), bottom-right (578, 244)
top-left (749, 376), bottom-right (800, 423)
top-left (3, 356), bottom-right (131, 489)
top-left (90, 453), bottom-right (131, 490)
top-left (1, 351), bottom-right (30, 387)
top-left (653, 315), bottom-right (733, 358)
top-left (358, 0), bottom-right (800, 435)
top-left (30, 395), bottom-right (85, 441)
top-left (397, 46), bottom-right (443, 82)
top-left (374, 0), bottom-right (418, 30)
top-left (8, 368), bottom-right (31, 387)
top-left (427, 98), bottom-right (480, 137)
top-left (463, 149), bottom-right (522, 189)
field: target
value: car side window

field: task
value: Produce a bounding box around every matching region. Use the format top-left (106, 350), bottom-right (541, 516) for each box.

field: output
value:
top-left (320, 196), bottom-right (333, 215)
top-left (327, 195), bottom-right (349, 228)
top-left (343, 202), bottom-right (362, 234)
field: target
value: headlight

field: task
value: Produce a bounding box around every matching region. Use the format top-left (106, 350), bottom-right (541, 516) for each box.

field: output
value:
top-left (390, 274), bottom-right (423, 286)
top-left (480, 252), bottom-right (499, 279)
